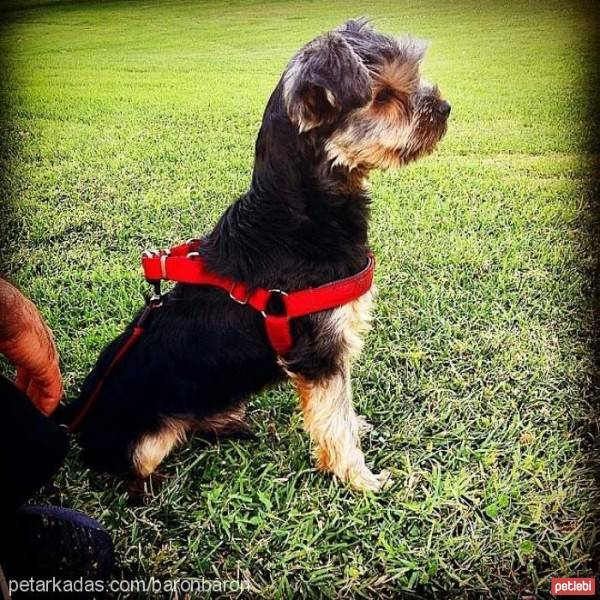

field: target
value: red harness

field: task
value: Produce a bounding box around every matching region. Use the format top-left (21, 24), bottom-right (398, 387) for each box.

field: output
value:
top-left (67, 239), bottom-right (374, 433)
top-left (142, 239), bottom-right (375, 356)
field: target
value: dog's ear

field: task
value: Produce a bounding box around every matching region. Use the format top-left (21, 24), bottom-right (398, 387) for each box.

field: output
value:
top-left (284, 33), bottom-right (372, 132)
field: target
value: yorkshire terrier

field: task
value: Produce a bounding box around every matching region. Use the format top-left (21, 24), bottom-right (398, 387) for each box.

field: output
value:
top-left (61, 19), bottom-right (450, 492)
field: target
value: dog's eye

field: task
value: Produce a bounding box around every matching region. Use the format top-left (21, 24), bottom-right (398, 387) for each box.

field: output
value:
top-left (374, 88), bottom-right (394, 104)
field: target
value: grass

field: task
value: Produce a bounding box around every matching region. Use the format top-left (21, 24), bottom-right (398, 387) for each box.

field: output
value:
top-left (1, 0), bottom-right (599, 597)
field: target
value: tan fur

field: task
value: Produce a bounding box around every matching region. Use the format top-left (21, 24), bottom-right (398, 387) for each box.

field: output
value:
top-left (195, 405), bottom-right (248, 438)
top-left (132, 416), bottom-right (192, 478)
top-left (132, 407), bottom-right (248, 477)
top-left (325, 102), bottom-right (412, 171)
top-left (324, 52), bottom-right (444, 171)
top-left (374, 57), bottom-right (420, 96)
top-left (292, 291), bottom-right (391, 491)
top-left (294, 370), bottom-right (390, 492)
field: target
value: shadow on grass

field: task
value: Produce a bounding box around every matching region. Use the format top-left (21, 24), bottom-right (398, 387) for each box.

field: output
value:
top-left (1, 0), bottom-right (130, 14)
top-left (587, 5), bottom-right (600, 576)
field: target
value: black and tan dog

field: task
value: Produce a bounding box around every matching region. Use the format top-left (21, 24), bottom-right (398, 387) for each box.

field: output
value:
top-left (62, 19), bottom-right (450, 492)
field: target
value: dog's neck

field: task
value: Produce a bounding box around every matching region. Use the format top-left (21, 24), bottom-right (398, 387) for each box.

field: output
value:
top-left (203, 89), bottom-right (372, 288)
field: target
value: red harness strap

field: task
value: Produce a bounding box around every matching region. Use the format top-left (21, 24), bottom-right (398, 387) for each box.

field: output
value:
top-left (67, 240), bottom-right (374, 433)
top-left (142, 239), bottom-right (375, 356)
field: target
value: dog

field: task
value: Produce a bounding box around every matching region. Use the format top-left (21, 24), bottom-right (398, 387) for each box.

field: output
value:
top-left (61, 19), bottom-right (450, 492)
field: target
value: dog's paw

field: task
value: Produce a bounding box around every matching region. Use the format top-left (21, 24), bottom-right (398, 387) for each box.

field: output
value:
top-left (356, 415), bottom-right (373, 437)
top-left (347, 468), bottom-right (393, 492)
top-left (126, 472), bottom-right (170, 503)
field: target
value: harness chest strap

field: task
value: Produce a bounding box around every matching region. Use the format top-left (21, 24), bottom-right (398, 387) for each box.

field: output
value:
top-left (142, 240), bottom-right (375, 356)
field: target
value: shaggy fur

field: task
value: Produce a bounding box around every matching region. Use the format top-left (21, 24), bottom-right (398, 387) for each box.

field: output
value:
top-left (59, 19), bottom-right (450, 491)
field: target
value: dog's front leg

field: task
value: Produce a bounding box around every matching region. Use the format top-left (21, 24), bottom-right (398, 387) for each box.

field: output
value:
top-left (295, 369), bottom-right (390, 492)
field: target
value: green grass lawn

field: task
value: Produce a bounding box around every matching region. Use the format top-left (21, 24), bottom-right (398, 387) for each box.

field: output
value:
top-left (1, 0), bottom-right (599, 597)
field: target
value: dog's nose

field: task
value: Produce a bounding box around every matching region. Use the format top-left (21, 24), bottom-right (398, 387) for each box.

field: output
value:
top-left (437, 100), bottom-right (451, 119)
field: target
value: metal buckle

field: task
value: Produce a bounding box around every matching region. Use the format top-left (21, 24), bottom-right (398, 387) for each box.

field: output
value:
top-left (148, 281), bottom-right (163, 308)
top-left (229, 283), bottom-right (250, 305)
top-left (260, 289), bottom-right (288, 318)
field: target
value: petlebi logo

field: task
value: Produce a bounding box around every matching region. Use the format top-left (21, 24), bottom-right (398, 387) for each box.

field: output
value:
top-left (550, 577), bottom-right (596, 596)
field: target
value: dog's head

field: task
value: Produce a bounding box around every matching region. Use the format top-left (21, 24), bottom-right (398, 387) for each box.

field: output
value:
top-left (282, 19), bottom-right (449, 171)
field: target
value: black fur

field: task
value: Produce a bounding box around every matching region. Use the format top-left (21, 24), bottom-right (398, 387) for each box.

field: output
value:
top-left (284, 32), bottom-right (372, 128)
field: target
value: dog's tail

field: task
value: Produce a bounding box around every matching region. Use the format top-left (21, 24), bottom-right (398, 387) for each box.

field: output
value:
top-left (50, 325), bottom-right (134, 432)
top-left (50, 361), bottom-right (108, 431)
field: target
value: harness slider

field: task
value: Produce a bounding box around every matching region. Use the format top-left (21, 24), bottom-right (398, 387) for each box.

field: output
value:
top-left (229, 283), bottom-right (250, 305)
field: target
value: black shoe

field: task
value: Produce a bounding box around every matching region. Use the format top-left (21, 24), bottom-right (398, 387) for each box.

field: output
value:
top-left (1, 505), bottom-right (114, 598)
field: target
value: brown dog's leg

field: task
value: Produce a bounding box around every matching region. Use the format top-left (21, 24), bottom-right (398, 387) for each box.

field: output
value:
top-left (196, 405), bottom-right (254, 441)
top-left (132, 416), bottom-right (192, 478)
top-left (295, 370), bottom-right (390, 492)
top-left (131, 406), bottom-right (252, 478)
